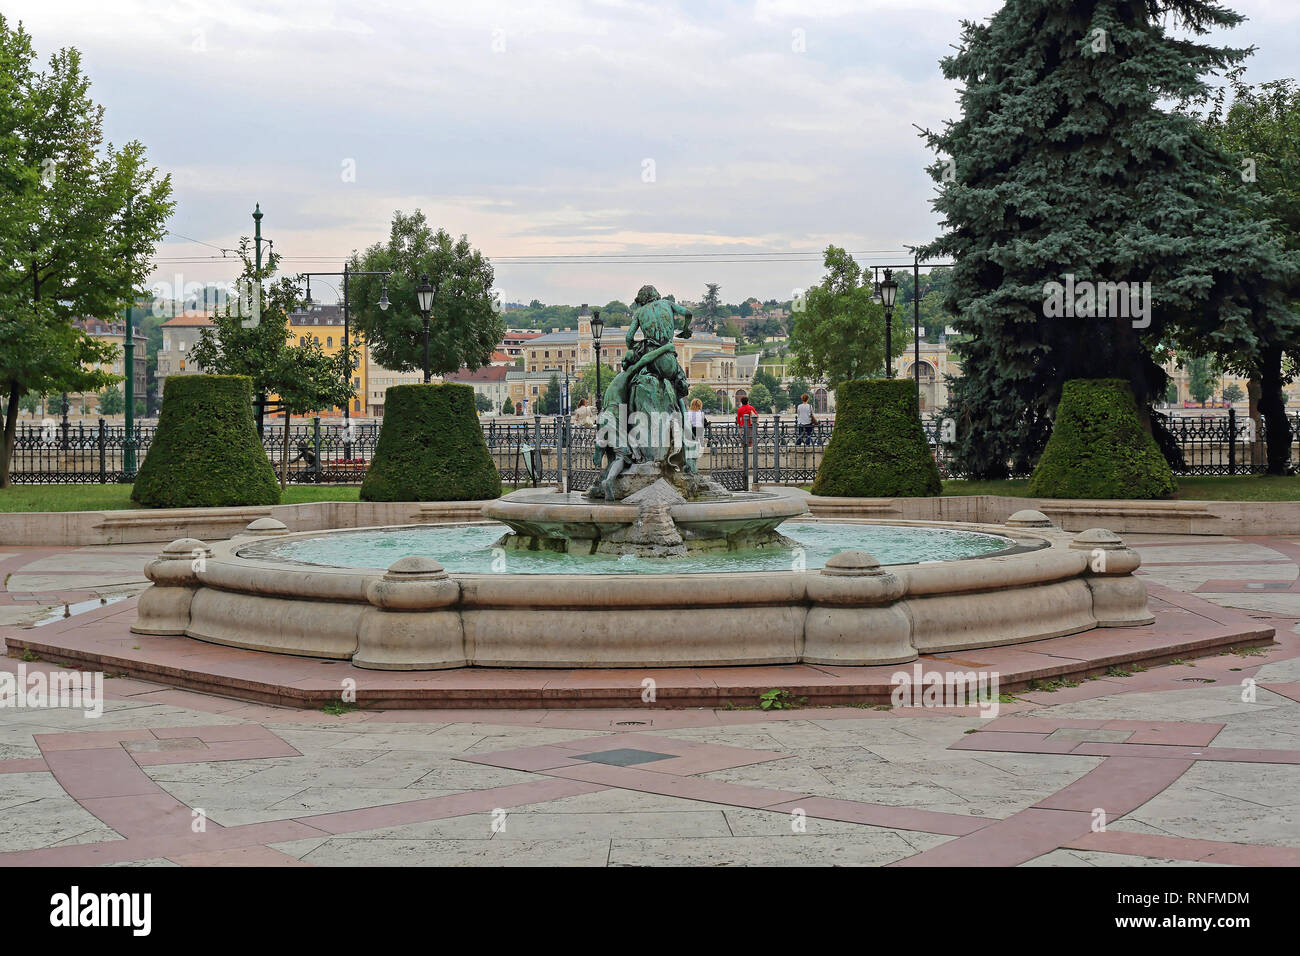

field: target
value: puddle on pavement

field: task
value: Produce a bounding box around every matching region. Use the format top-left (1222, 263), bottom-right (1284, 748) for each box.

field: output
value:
top-left (27, 592), bottom-right (133, 628)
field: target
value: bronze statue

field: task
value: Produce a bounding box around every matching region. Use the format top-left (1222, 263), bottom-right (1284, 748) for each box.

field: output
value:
top-left (589, 285), bottom-right (705, 500)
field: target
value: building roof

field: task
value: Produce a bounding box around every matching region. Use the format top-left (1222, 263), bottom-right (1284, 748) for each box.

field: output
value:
top-left (289, 304), bottom-right (345, 325)
top-left (445, 365), bottom-right (510, 383)
top-left (689, 350), bottom-right (732, 360)
top-left (527, 328), bottom-right (733, 347)
top-left (528, 330), bottom-right (580, 344)
top-left (162, 312), bottom-right (214, 327)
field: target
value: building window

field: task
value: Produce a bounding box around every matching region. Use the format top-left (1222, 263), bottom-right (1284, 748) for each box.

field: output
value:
top-left (327, 336), bottom-right (333, 348)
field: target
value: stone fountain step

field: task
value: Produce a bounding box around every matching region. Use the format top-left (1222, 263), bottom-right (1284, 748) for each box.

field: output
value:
top-left (5, 584), bottom-right (1273, 710)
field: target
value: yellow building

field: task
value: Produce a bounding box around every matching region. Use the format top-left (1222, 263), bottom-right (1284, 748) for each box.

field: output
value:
top-left (286, 303), bottom-right (366, 417)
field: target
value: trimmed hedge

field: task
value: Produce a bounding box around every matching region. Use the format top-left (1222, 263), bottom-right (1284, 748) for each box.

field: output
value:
top-left (360, 383), bottom-right (501, 502)
top-left (811, 378), bottom-right (941, 497)
top-left (1027, 379), bottom-right (1177, 499)
top-left (131, 375), bottom-right (280, 508)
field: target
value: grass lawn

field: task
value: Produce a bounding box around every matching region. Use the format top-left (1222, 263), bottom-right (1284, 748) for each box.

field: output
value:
top-left (0, 484), bottom-right (361, 513)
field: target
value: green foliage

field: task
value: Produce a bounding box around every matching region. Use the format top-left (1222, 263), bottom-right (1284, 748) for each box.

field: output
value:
top-left (0, 15), bottom-right (173, 485)
top-left (348, 210), bottom-right (504, 376)
top-left (190, 241), bottom-right (356, 487)
top-left (502, 396), bottom-right (514, 415)
top-left (748, 382), bottom-right (773, 413)
top-left (131, 375), bottom-right (279, 508)
top-left (571, 362), bottom-right (616, 403)
top-left (812, 379), bottom-right (941, 497)
top-left (788, 246), bottom-right (907, 388)
top-left (718, 319), bottom-right (744, 341)
top-left (699, 283), bottom-right (722, 332)
top-left (786, 378), bottom-right (812, 408)
top-left (1222, 383), bottom-right (1244, 404)
top-left (360, 384), bottom-right (501, 502)
top-left (1186, 355), bottom-right (1215, 404)
top-left (753, 369), bottom-right (789, 411)
top-left (687, 383), bottom-right (722, 411)
top-left (1199, 75), bottom-right (1300, 473)
top-left (541, 373), bottom-right (563, 415)
top-left (918, 0), bottom-right (1300, 479)
top-left (1027, 380), bottom-right (1177, 500)
top-left (474, 392), bottom-right (492, 413)
top-left (97, 385), bottom-right (124, 416)
top-left (758, 689), bottom-right (806, 711)
top-left (189, 240), bottom-right (351, 406)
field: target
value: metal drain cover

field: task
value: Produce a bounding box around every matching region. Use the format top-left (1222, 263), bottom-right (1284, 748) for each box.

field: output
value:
top-left (613, 720), bottom-right (650, 727)
top-left (1180, 677), bottom-right (1216, 683)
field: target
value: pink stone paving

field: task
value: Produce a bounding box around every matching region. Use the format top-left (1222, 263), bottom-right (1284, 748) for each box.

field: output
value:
top-left (1, 532), bottom-right (1299, 867)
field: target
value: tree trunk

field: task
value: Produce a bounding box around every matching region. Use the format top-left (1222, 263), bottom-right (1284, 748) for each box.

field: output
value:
top-left (1259, 345), bottom-right (1292, 476)
top-left (281, 411), bottom-right (291, 490)
top-left (1, 384), bottom-right (21, 489)
top-left (1113, 317), bottom-right (1152, 433)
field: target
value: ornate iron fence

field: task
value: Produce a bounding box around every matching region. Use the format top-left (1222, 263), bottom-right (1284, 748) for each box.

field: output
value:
top-left (9, 410), bottom-right (1295, 486)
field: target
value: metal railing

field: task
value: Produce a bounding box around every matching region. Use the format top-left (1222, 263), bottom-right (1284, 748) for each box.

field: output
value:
top-left (8, 409), bottom-right (1292, 486)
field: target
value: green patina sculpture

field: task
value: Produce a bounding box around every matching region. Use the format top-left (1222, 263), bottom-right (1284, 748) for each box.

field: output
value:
top-left (589, 284), bottom-right (696, 499)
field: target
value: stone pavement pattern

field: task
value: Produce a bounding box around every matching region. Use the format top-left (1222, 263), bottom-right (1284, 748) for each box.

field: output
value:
top-left (1, 531), bottom-right (1298, 866)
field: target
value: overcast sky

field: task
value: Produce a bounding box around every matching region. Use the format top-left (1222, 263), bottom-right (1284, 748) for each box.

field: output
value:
top-left (10, 0), bottom-right (1300, 307)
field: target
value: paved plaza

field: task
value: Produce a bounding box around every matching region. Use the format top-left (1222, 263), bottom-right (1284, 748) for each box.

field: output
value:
top-left (1, 532), bottom-right (1299, 866)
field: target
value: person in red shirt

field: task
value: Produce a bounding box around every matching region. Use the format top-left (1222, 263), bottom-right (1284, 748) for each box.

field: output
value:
top-left (734, 392), bottom-right (756, 445)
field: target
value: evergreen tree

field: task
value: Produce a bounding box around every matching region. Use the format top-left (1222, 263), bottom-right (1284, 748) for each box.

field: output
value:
top-left (699, 283), bottom-right (722, 332)
top-left (919, 0), bottom-right (1300, 478)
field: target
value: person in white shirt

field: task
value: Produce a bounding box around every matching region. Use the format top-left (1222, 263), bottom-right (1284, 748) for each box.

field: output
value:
top-left (688, 397), bottom-right (706, 446)
top-left (795, 393), bottom-right (815, 445)
top-left (573, 398), bottom-right (596, 426)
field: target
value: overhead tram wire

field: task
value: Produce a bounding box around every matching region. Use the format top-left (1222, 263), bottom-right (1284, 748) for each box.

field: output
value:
top-left (150, 250), bottom-right (920, 266)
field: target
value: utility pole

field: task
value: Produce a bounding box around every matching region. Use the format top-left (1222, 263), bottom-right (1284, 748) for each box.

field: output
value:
top-left (252, 203), bottom-right (267, 438)
top-left (121, 197), bottom-right (136, 481)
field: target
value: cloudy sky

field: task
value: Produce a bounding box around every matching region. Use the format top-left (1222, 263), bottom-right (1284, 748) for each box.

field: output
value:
top-left (9, 0), bottom-right (1300, 307)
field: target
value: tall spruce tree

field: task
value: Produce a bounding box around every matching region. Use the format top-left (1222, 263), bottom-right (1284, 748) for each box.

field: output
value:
top-left (920, 0), bottom-right (1300, 478)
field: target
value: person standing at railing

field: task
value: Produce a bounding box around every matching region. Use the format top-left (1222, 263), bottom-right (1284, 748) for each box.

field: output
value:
top-left (735, 391), bottom-right (756, 446)
top-left (795, 393), bottom-right (815, 446)
top-left (573, 397), bottom-right (596, 427)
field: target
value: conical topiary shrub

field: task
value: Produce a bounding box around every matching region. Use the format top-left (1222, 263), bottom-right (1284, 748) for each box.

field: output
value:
top-left (811, 378), bottom-right (941, 497)
top-left (132, 375), bottom-right (280, 508)
top-left (1027, 379), bottom-right (1177, 499)
top-left (360, 383), bottom-right (501, 501)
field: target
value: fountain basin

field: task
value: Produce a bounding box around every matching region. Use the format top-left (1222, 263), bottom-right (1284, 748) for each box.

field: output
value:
top-left (132, 513), bottom-right (1154, 670)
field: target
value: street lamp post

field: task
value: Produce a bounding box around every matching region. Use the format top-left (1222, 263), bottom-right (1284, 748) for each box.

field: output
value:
top-left (879, 267), bottom-right (898, 378)
top-left (416, 274), bottom-right (436, 383)
top-left (591, 309), bottom-right (605, 412)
